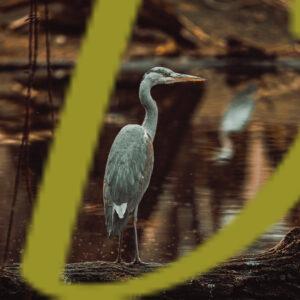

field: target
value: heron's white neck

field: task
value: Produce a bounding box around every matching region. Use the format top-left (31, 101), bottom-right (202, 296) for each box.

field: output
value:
top-left (139, 79), bottom-right (158, 140)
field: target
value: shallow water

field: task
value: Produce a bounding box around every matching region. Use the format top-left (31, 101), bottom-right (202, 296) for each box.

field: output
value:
top-left (0, 66), bottom-right (299, 264)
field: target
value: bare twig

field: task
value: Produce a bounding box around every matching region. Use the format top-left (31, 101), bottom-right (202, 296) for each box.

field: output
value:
top-left (44, 0), bottom-right (55, 128)
top-left (2, 0), bottom-right (39, 264)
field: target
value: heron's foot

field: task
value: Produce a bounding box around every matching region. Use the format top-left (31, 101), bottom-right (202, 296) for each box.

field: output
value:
top-left (113, 256), bottom-right (126, 265)
top-left (127, 257), bottom-right (163, 268)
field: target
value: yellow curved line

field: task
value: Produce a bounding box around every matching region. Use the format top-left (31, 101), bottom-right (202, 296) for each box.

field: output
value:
top-left (21, 1), bottom-right (300, 300)
top-left (21, 0), bottom-right (142, 297)
top-left (291, 0), bottom-right (300, 37)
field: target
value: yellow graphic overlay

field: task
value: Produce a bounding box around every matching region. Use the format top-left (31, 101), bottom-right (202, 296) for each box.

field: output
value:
top-left (292, 0), bottom-right (300, 37)
top-left (21, 1), bottom-right (300, 300)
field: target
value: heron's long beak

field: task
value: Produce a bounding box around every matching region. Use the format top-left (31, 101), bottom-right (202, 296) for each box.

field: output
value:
top-left (172, 73), bottom-right (206, 83)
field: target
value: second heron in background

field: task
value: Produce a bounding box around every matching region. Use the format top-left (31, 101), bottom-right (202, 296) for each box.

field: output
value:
top-left (216, 83), bottom-right (257, 162)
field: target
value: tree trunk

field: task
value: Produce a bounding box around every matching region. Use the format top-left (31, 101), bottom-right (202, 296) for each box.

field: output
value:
top-left (1, 228), bottom-right (300, 299)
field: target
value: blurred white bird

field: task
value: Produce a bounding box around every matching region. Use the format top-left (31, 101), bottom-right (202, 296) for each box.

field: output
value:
top-left (216, 83), bottom-right (257, 162)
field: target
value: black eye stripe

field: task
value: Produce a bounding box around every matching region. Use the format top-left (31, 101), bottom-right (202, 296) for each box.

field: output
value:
top-left (144, 67), bottom-right (173, 78)
top-left (154, 69), bottom-right (172, 76)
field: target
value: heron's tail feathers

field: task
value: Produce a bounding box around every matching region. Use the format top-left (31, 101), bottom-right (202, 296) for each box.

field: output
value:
top-left (113, 203), bottom-right (127, 219)
top-left (105, 205), bottom-right (130, 238)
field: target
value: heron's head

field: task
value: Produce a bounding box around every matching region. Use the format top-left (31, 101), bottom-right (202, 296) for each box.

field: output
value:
top-left (143, 67), bottom-right (206, 87)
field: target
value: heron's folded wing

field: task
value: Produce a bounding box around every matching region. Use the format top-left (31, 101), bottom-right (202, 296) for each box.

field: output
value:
top-left (103, 125), bottom-right (154, 214)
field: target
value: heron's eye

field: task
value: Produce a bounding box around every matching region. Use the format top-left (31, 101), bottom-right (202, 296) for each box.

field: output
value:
top-left (161, 70), bottom-right (172, 77)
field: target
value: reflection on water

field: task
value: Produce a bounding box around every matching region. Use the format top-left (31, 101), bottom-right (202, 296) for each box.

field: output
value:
top-left (0, 68), bottom-right (299, 264)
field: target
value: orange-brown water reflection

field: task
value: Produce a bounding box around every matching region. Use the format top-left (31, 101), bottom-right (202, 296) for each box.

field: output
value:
top-left (0, 68), bottom-right (299, 264)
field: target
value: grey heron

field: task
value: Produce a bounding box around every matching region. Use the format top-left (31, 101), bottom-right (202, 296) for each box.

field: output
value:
top-left (103, 67), bottom-right (205, 265)
top-left (216, 83), bottom-right (257, 162)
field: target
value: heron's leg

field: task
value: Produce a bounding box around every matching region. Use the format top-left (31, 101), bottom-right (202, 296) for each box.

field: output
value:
top-left (114, 232), bottom-right (123, 264)
top-left (130, 206), bottom-right (162, 267)
top-left (133, 205), bottom-right (142, 263)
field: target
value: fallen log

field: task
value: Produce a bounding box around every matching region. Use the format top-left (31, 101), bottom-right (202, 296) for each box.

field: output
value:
top-left (0, 227), bottom-right (300, 299)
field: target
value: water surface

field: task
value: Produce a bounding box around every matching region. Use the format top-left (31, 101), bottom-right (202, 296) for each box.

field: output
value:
top-left (0, 66), bottom-right (299, 264)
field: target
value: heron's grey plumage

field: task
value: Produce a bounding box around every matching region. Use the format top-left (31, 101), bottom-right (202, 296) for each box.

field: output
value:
top-left (103, 125), bottom-right (154, 236)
